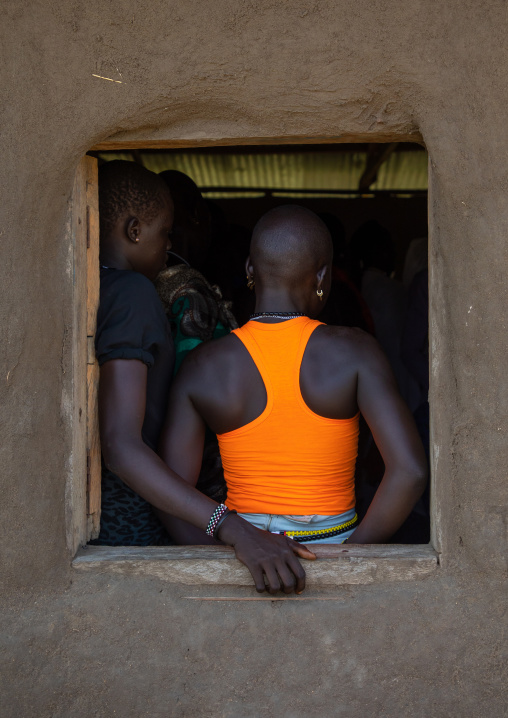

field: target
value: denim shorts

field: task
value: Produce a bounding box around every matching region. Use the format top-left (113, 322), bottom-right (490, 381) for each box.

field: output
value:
top-left (237, 508), bottom-right (357, 544)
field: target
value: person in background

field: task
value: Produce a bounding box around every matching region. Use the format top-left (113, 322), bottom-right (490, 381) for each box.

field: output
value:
top-left (93, 160), bottom-right (175, 546)
top-left (401, 236), bottom-right (429, 417)
top-left (317, 212), bottom-right (375, 333)
top-left (350, 220), bottom-right (420, 412)
top-left (156, 170), bottom-right (237, 374)
top-left (401, 237), bottom-right (429, 412)
top-left (401, 266), bottom-right (430, 523)
top-left (402, 236), bottom-right (428, 292)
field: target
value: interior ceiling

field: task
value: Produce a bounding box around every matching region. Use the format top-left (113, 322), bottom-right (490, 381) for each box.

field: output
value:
top-left (97, 143), bottom-right (428, 197)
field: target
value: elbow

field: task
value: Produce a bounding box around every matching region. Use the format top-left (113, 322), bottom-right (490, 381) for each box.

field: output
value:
top-left (409, 459), bottom-right (428, 496)
top-left (415, 472), bottom-right (428, 498)
top-left (100, 431), bottom-right (140, 476)
top-left (100, 437), bottom-right (123, 475)
top-left (389, 455), bottom-right (427, 496)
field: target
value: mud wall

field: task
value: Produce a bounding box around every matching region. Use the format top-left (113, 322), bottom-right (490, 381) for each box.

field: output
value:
top-left (1, 1), bottom-right (507, 715)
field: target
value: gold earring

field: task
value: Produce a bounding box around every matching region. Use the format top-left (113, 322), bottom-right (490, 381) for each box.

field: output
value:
top-left (317, 288), bottom-right (323, 300)
top-left (247, 275), bottom-right (255, 290)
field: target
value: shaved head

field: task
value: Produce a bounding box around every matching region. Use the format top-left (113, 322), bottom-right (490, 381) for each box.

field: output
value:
top-left (250, 205), bottom-right (332, 285)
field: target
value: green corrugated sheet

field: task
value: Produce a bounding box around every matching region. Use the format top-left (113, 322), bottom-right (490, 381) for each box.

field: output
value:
top-left (98, 149), bottom-right (428, 192)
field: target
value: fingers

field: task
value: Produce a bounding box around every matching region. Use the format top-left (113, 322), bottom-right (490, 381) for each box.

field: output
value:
top-left (288, 539), bottom-right (317, 561)
top-left (262, 555), bottom-right (306, 595)
top-left (248, 556), bottom-right (305, 595)
top-left (263, 565), bottom-right (283, 595)
top-left (285, 553), bottom-right (306, 594)
top-left (250, 565), bottom-right (268, 594)
top-left (232, 529), bottom-right (310, 594)
top-left (273, 562), bottom-right (296, 595)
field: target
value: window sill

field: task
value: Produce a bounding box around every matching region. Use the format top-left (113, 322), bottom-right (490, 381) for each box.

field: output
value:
top-left (73, 544), bottom-right (438, 586)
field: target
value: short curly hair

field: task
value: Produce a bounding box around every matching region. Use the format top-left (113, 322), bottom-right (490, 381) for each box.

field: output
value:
top-left (99, 160), bottom-right (171, 237)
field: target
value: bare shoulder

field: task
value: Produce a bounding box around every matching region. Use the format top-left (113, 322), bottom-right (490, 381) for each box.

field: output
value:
top-left (312, 324), bottom-right (385, 367)
top-left (172, 333), bottom-right (244, 393)
top-left (181, 332), bottom-right (242, 370)
top-left (316, 323), bottom-right (372, 347)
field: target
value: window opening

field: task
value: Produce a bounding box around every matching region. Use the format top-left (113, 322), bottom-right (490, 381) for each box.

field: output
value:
top-left (81, 142), bottom-right (430, 550)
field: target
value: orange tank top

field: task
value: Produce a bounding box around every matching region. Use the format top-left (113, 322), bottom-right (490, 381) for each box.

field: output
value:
top-left (217, 317), bottom-right (359, 515)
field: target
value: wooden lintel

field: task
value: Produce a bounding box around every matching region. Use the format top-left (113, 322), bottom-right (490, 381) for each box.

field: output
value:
top-left (90, 133), bottom-right (424, 152)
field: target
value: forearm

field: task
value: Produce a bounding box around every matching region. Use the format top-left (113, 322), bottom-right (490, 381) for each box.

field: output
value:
top-left (154, 510), bottom-right (220, 545)
top-left (351, 467), bottom-right (427, 543)
top-left (103, 437), bottom-right (217, 531)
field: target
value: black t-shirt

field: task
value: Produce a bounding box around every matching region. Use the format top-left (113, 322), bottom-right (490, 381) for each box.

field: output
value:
top-left (96, 268), bottom-right (174, 451)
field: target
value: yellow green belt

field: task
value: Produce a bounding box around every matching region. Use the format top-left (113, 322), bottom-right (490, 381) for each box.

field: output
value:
top-left (277, 513), bottom-right (358, 542)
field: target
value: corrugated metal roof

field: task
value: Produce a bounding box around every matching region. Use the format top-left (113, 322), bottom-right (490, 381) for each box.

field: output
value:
top-left (372, 151), bottom-right (428, 191)
top-left (97, 148), bottom-right (428, 193)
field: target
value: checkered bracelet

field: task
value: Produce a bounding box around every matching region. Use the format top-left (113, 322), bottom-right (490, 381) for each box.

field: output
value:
top-left (205, 504), bottom-right (229, 537)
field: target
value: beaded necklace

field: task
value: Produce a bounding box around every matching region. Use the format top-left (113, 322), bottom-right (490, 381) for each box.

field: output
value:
top-left (249, 311), bottom-right (306, 321)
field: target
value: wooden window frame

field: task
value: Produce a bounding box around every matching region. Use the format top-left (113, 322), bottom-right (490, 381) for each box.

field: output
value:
top-left (67, 155), bottom-right (100, 553)
top-left (68, 139), bottom-right (439, 586)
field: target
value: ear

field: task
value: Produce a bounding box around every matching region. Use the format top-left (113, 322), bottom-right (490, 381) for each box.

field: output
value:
top-left (245, 255), bottom-right (254, 277)
top-left (316, 264), bottom-right (327, 288)
top-left (126, 217), bottom-right (141, 243)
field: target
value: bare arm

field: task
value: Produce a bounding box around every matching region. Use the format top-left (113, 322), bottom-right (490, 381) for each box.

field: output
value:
top-left (99, 359), bottom-right (218, 528)
top-left (102, 357), bottom-right (315, 593)
top-left (156, 360), bottom-right (216, 545)
top-left (351, 338), bottom-right (428, 543)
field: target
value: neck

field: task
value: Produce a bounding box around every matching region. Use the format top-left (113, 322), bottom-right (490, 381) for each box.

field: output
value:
top-left (100, 243), bottom-right (133, 271)
top-left (253, 287), bottom-right (308, 315)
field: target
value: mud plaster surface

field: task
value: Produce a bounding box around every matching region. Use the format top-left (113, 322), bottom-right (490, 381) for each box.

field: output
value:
top-left (2, 573), bottom-right (507, 718)
top-left (1, 1), bottom-right (507, 715)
